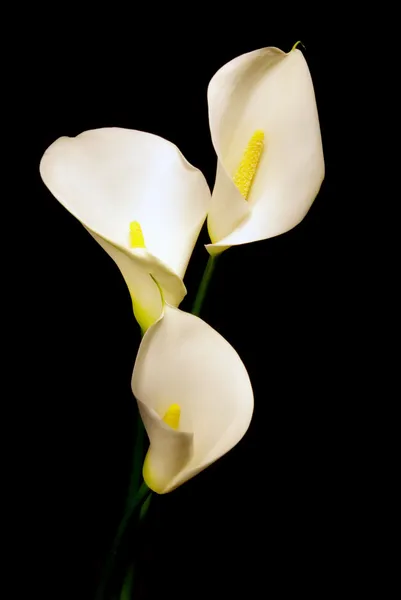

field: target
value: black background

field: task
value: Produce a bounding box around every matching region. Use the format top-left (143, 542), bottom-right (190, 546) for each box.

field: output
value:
top-left (27, 17), bottom-right (349, 600)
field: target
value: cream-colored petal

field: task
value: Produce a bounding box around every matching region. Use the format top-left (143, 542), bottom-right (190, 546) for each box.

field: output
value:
top-left (207, 161), bottom-right (250, 247)
top-left (207, 47), bottom-right (324, 252)
top-left (39, 127), bottom-right (211, 278)
top-left (132, 305), bottom-right (253, 493)
top-left (137, 401), bottom-right (193, 494)
top-left (88, 231), bottom-right (186, 331)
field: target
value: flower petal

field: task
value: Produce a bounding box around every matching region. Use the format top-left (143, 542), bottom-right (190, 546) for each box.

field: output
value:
top-left (206, 47), bottom-right (325, 252)
top-left (40, 128), bottom-right (211, 276)
top-left (132, 305), bottom-right (253, 493)
top-left (39, 128), bottom-right (211, 329)
top-left (207, 161), bottom-right (250, 249)
top-left (88, 231), bottom-right (185, 331)
top-left (137, 400), bottom-right (193, 494)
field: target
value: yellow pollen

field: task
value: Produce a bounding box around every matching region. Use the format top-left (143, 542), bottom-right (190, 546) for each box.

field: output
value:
top-left (129, 221), bottom-right (145, 248)
top-left (162, 403), bottom-right (181, 430)
top-left (233, 130), bottom-right (264, 200)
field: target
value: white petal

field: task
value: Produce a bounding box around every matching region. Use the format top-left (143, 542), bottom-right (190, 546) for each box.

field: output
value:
top-left (132, 305), bottom-right (253, 493)
top-left (137, 401), bottom-right (193, 494)
top-left (39, 128), bottom-right (211, 329)
top-left (89, 231), bottom-right (185, 331)
top-left (206, 47), bottom-right (325, 252)
top-left (206, 161), bottom-right (250, 248)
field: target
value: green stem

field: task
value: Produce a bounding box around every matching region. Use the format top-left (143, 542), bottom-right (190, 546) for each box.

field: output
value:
top-left (119, 494), bottom-right (152, 600)
top-left (191, 255), bottom-right (220, 316)
top-left (126, 416), bottom-right (145, 506)
top-left (114, 482), bottom-right (150, 549)
top-left (138, 492), bottom-right (152, 522)
top-left (119, 565), bottom-right (134, 600)
top-left (95, 483), bottom-right (151, 600)
top-left (106, 348), bottom-right (151, 599)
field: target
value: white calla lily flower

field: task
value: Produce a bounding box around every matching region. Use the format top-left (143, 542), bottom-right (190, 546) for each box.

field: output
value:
top-left (132, 304), bottom-right (253, 493)
top-left (40, 128), bottom-right (211, 331)
top-left (206, 46), bottom-right (325, 254)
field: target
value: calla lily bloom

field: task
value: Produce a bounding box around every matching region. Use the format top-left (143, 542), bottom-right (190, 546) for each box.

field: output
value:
top-left (132, 304), bottom-right (253, 493)
top-left (206, 46), bottom-right (325, 254)
top-left (40, 128), bottom-right (211, 331)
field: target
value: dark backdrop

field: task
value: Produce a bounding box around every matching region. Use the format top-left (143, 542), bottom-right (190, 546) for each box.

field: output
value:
top-left (29, 19), bottom-right (345, 600)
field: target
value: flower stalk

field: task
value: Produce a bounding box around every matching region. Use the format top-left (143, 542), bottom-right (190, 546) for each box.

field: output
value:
top-left (191, 254), bottom-right (220, 316)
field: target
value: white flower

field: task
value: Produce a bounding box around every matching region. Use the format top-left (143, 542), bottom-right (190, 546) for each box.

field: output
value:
top-left (132, 305), bottom-right (254, 493)
top-left (40, 128), bottom-right (211, 331)
top-left (206, 46), bottom-right (325, 254)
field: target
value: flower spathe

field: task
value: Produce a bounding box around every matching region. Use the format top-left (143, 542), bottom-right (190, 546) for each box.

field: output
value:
top-left (40, 128), bottom-right (211, 331)
top-left (132, 305), bottom-right (254, 493)
top-left (206, 46), bottom-right (325, 254)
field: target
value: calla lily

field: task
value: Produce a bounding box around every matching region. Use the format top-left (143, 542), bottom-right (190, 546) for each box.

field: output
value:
top-left (39, 128), bottom-right (211, 331)
top-left (132, 304), bottom-right (253, 493)
top-left (206, 46), bottom-right (325, 254)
